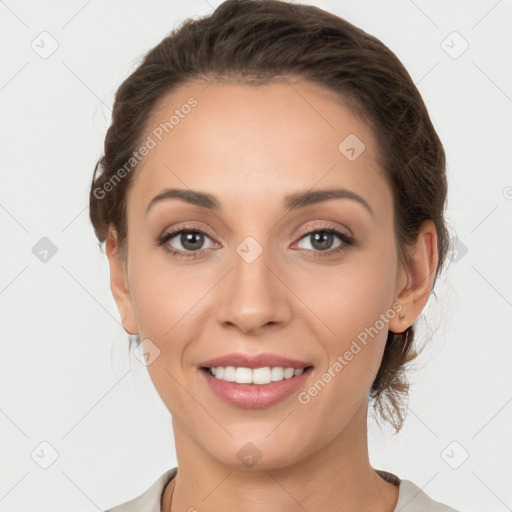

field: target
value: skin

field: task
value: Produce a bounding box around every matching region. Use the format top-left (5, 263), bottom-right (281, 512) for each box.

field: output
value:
top-left (106, 78), bottom-right (438, 512)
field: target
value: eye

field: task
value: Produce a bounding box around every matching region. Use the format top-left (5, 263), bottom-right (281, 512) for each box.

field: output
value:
top-left (155, 224), bottom-right (355, 260)
top-left (156, 227), bottom-right (216, 259)
top-left (295, 225), bottom-right (354, 257)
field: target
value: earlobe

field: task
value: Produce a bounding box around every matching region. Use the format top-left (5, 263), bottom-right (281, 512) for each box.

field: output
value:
top-left (389, 220), bottom-right (439, 334)
top-left (105, 227), bottom-right (139, 335)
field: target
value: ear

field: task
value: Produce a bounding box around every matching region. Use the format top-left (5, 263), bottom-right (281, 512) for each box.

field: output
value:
top-left (105, 226), bottom-right (139, 335)
top-left (388, 220), bottom-right (439, 334)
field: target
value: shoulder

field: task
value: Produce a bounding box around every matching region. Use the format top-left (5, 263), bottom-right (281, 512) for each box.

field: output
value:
top-left (104, 467), bottom-right (177, 512)
top-left (104, 467), bottom-right (462, 512)
top-left (376, 469), bottom-right (461, 511)
top-left (395, 478), bottom-right (462, 512)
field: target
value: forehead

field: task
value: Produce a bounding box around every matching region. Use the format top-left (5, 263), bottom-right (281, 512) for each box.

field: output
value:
top-left (128, 79), bottom-right (390, 217)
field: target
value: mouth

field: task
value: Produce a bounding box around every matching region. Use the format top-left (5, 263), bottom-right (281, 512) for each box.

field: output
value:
top-left (200, 365), bottom-right (314, 385)
top-left (199, 365), bottom-right (314, 409)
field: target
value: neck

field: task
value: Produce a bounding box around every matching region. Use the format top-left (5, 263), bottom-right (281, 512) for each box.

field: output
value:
top-left (161, 402), bottom-right (399, 512)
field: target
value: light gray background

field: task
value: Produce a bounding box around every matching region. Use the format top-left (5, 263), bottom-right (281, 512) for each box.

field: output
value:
top-left (1, 0), bottom-right (511, 510)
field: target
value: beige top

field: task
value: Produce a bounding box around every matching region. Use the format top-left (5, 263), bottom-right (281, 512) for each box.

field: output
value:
top-left (105, 467), bottom-right (462, 512)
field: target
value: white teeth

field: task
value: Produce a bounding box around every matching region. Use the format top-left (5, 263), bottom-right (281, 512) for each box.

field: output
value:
top-left (252, 367), bottom-right (272, 385)
top-left (223, 366), bottom-right (236, 381)
top-left (209, 366), bottom-right (306, 384)
top-left (235, 367), bottom-right (253, 384)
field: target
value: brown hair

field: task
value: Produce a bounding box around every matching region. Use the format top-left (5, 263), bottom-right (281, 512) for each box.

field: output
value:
top-left (89, 0), bottom-right (449, 433)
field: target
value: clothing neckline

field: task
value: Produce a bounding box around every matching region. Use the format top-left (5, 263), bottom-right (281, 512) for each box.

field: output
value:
top-left (375, 468), bottom-right (401, 486)
top-left (159, 467), bottom-right (400, 510)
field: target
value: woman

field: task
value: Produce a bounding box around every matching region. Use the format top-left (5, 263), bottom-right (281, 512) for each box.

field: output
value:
top-left (90, 0), bottom-right (460, 510)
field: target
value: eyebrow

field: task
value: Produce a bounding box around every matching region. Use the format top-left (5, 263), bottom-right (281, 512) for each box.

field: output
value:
top-left (145, 187), bottom-right (374, 217)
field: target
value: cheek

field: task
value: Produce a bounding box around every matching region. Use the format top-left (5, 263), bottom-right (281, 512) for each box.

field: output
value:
top-left (129, 222), bottom-right (397, 346)
top-left (309, 246), bottom-right (397, 370)
top-left (126, 255), bottom-right (200, 414)
top-left (127, 247), bottom-right (204, 337)
top-left (305, 247), bottom-right (396, 327)
top-left (300, 269), bottom-right (394, 420)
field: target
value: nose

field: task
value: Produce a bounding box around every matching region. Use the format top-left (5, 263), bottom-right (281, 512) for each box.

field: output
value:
top-left (215, 240), bottom-right (293, 334)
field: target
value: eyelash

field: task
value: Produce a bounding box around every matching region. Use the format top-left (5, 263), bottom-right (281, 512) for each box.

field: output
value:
top-left (155, 224), bottom-right (355, 260)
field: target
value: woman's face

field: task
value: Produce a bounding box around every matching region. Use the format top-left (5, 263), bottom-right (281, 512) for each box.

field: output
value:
top-left (109, 79), bottom-right (411, 468)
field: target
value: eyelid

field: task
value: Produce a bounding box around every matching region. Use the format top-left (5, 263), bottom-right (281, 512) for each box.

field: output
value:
top-left (292, 223), bottom-right (354, 252)
top-left (157, 220), bottom-right (355, 258)
top-left (159, 222), bottom-right (216, 241)
top-left (295, 220), bottom-right (352, 239)
top-left (158, 221), bottom-right (351, 243)
top-left (158, 225), bottom-right (217, 249)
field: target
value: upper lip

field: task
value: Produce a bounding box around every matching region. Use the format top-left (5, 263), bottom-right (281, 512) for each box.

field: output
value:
top-left (199, 352), bottom-right (313, 369)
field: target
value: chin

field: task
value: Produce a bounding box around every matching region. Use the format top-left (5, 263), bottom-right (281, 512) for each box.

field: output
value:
top-left (207, 436), bottom-right (307, 471)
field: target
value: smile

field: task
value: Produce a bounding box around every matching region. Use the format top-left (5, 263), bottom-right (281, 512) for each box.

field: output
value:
top-left (199, 366), bottom-right (314, 409)
top-left (203, 365), bottom-right (311, 384)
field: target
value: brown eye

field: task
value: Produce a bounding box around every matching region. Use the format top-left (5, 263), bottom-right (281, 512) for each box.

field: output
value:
top-left (156, 228), bottom-right (216, 258)
top-left (176, 230), bottom-right (206, 251)
top-left (295, 226), bottom-right (354, 257)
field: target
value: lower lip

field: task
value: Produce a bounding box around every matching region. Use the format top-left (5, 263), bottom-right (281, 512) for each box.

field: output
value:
top-left (199, 367), bottom-right (313, 409)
